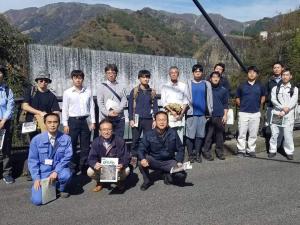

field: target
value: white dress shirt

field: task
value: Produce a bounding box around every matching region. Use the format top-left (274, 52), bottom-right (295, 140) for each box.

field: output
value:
top-left (161, 81), bottom-right (188, 107)
top-left (161, 81), bottom-right (188, 127)
top-left (62, 86), bottom-right (95, 126)
top-left (48, 133), bottom-right (56, 147)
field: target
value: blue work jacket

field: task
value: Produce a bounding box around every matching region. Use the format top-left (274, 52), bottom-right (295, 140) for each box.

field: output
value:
top-left (28, 131), bottom-right (73, 181)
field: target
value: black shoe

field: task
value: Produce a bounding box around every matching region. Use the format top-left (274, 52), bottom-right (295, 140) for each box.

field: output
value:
top-left (3, 175), bottom-right (15, 184)
top-left (188, 156), bottom-right (195, 163)
top-left (217, 155), bottom-right (225, 160)
top-left (26, 174), bottom-right (32, 181)
top-left (163, 174), bottom-right (172, 185)
top-left (140, 182), bottom-right (153, 191)
top-left (247, 152), bottom-right (256, 158)
top-left (196, 154), bottom-right (202, 163)
top-left (203, 153), bottom-right (214, 161)
top-left (237, 152), bottom-right (245, 158)
top-left (286, 154), bottom-right (294, 160)
top-left (268, 153), bottom-right (276, 158)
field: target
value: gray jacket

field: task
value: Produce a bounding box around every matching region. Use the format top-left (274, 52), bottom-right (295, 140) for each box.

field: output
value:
top-left (271, 82), bottom-right (298, 123)
top-left (185, 80), bottom-right (213, 116)
top-left (96, 80), bottom-right (127, 121)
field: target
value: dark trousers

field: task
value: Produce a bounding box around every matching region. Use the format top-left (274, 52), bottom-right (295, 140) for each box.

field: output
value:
top-left (186, 137), bottom-right (204, 158)
top-left (110, 118), bottom-right (125, 138)
top-left (68, 117), bottom-right (91, 169)
top-left (0, 120), bottom-right (12, 177)
top-left (131, 118), bottom-right (153, 156)
top-left (202, 117), bottom-right (225, 157)
top-left (139, 155), bottom-right (186, 184)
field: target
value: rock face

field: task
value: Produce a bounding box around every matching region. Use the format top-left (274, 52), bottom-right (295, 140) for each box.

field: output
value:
top-left (194, 35), bottom-right (253, 77)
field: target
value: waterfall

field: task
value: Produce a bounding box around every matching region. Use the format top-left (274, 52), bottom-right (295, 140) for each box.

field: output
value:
top-left (28, 44), bottom-right (197, 96)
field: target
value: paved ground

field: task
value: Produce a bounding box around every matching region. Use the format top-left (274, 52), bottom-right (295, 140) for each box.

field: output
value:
top-left (1, 147), bottom-right (300, 225)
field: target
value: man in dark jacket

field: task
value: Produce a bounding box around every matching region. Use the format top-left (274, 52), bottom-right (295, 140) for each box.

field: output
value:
top-left (87, 119), bottom-right (131, 192)
top-left (264, 62), bottom-right (284, 151)
top-left (128, 70), bottom-right (158, 168)
top-left (138, 111), bottom-right (186, 191)
top-left (202, 71), bottom-right (229, 160)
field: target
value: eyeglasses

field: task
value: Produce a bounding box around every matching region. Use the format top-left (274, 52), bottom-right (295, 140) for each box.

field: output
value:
top-left (38, 79), bottom-right (49, 83)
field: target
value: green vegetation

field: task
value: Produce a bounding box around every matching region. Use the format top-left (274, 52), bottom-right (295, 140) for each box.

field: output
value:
top-left (65, 11), bottom-right (206, 57)
top-left (0, 14), bottom-right (30, 97)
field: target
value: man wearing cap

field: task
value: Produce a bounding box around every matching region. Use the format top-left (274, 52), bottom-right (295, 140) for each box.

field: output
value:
top-left (22, 71), bottom-right (60, 180)
top-left (0, 65), bottom-right (15, 184)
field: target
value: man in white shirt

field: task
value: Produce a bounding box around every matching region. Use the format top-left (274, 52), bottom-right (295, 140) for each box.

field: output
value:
top-left (269, 68), bottom-right (298, 160)
top-left (62, 70), bottom-right (96, 174)
top-left (161, 66), bottom-right (188, 142)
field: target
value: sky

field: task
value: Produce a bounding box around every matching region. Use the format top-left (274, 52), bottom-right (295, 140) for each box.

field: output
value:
top-left (0, 0), bottom-right (299, 22)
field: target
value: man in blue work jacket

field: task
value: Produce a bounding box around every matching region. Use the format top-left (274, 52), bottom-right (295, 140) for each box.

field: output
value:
top-left (28, 113), bottom-right (73, 205)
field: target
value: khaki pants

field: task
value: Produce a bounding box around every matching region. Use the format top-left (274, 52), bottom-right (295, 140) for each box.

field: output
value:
top-left (87, 167), bottom-right (130, 182)
top-left (237, 112), bottom-right (261, 153)
top-left (270, 123), bottom-right (294, 155)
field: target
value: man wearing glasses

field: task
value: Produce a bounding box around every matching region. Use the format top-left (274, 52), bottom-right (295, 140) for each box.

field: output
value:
top-left (22, 71), bottom-right (60, 180)
top-left (97, 64), bottom-right (127, 138)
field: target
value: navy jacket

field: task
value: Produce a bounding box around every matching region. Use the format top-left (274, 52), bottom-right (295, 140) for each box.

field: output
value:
top-left (128, 85), bottom-right (158, 120)
top-left (212, 84), bottom-right (229, 117)
top-left (265, 76), bottom-right (281, 107)
top-left (138, 128), bottom-right (184, 163)
top-left (88, 135), bottom-right (130, 168)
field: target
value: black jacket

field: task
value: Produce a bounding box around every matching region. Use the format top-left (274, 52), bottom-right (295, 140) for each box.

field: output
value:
top-left (265, 76), bottom-right (281, 107)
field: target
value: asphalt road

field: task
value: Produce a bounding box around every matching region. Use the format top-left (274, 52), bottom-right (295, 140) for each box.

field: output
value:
top-left (1, 148), bottom-right (300, 225)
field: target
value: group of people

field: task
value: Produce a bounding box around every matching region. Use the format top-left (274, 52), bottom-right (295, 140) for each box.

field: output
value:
top-left (0, 61), bottom-right (298, 206)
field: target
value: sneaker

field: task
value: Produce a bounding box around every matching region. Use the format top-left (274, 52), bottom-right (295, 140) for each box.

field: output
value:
top-left (268, 153), bottom-right (276, 158)
top-left (60, 192), bottom-right (70, 198)
top-left (237, 152), bottom-right (245, 158)
top-left (286, 155), bottom-right (294, 160)
top-left (247, 152), bottom-right (256, 158)
top-left (140, 182), bottom-right (153, 191)
top-left (3, 175), bottom-right (15, 184)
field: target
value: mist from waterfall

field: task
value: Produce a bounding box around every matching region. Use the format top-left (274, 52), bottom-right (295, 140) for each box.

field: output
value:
top-left (28, 44), bottom-right (197, 96)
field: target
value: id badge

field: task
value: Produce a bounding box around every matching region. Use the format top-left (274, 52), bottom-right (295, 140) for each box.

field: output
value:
top-left (45, 159), bottom-right (53, 165)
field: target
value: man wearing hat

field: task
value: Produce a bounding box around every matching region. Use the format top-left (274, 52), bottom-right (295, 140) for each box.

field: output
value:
top-left (22, 71), bottom-right (60, 180)
top-left (0, 65), bottom-right (15, 184)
